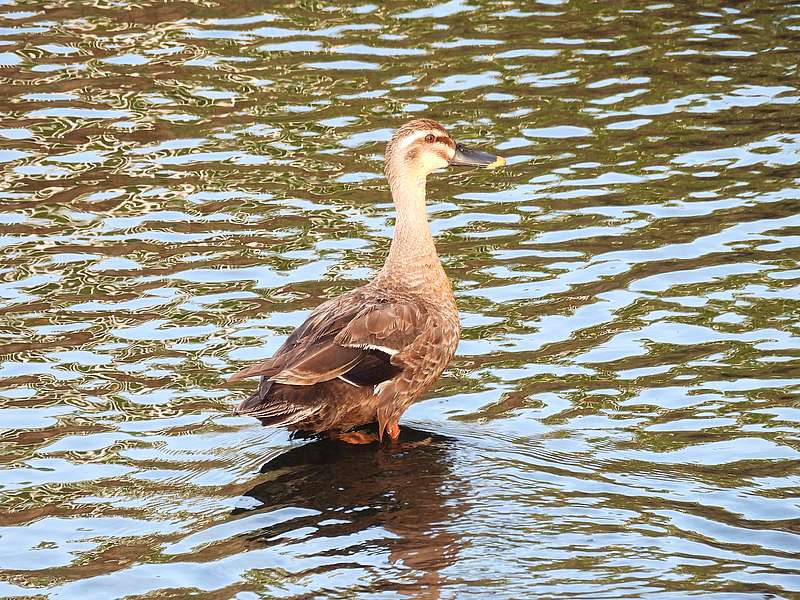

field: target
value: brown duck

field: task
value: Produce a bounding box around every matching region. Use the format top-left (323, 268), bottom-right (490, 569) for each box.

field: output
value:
top-left (230, 118), bottom-right (505, 444)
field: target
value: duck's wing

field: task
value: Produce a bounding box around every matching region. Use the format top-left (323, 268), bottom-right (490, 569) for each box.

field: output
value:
top-left (231, 293), bottom-right (443, 430)
top-left (227, 359), bottom-right (280, 382)
top-left (229, 294), bottom-right (430, 387)
top-left (334, 301), bottom-right (428, 357)
top-left (227, 295), bottom-right (363, 383)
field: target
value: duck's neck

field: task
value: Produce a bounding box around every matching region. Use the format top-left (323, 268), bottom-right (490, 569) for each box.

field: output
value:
top-left (382, 173), bottom-right (440, 274)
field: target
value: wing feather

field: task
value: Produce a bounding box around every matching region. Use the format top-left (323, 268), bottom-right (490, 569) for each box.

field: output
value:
top-left (230, 293), bottom-right (432, 424)
top-left (270, 344), bottom-right (362, 385)
top-left (228, 358), bottom-right (279, 382)
top-left (335, 302), bottom-right (428, 356)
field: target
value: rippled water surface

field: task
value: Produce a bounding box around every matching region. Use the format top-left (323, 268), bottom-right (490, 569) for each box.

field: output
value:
top-left (1, 0), bottom-right (800, 598)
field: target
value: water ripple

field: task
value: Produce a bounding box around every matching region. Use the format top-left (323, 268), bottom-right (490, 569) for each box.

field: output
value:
top-left (1, 0), bottom-right (798, 598)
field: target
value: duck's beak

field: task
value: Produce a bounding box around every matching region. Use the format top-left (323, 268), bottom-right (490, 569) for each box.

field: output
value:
top-left (450, 143), bottom-right (506, 169)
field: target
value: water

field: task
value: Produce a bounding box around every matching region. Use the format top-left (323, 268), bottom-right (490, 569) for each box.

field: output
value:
top-left (1, 0), bottom-right (799, 598)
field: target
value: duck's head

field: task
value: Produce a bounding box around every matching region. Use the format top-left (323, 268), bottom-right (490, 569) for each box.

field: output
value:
top-left (384, 118), bottom-right (505, 181)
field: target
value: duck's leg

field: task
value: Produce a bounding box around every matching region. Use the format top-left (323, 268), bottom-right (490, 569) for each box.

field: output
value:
top-left (385, 420), bottom-right (401, 443)
top-left (334, 430), bottom-right (378, 444)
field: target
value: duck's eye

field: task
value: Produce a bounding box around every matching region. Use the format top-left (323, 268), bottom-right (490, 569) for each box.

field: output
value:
top-left (424, 134), bottom-right (435, 143)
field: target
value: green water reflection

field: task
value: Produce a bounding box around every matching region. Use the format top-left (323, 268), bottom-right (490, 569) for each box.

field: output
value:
top-left (1, 0), bottom-right (799, 598)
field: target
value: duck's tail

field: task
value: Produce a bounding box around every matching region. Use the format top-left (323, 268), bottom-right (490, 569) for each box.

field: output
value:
top-left (235, 377), bottom-right (323, 429)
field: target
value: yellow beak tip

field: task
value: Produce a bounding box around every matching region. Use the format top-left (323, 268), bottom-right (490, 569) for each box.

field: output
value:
top-left (487, 156), bottom-right (506, 169)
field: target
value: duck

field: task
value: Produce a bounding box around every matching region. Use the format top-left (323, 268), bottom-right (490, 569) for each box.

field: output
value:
top-left (229, 118), bottom-right (505, 444)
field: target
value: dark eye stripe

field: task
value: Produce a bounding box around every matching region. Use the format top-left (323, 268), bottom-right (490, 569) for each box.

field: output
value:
top-left (435, 135), bottom-right (454, 148)
top-left (411, 135), bottom-right (455, 157)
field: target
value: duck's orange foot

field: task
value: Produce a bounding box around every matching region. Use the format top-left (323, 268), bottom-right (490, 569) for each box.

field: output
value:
top-left (334, 431), bottom-right (379, 445)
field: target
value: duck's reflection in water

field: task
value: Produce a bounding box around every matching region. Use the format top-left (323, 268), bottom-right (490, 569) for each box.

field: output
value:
top-left (238, 427), bottom-right (463, 598)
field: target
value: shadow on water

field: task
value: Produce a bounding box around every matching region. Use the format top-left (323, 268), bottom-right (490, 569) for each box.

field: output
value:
top-left (238, 427), bottom-right (463, 598)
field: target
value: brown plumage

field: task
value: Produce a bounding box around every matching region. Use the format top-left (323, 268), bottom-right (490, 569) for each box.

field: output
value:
top-left (230, 118), bottom-right (505, 443)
